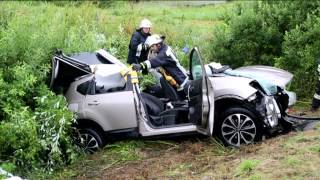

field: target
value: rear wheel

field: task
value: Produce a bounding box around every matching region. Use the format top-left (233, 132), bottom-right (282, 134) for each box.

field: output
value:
top-left (78, 128), bottom-right (104, 153)
top-left (216, 106), bottom-right (263, 147)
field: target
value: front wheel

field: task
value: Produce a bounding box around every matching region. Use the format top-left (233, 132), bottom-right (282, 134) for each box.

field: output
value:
top-left (216, 106), bottom-right (263, 147)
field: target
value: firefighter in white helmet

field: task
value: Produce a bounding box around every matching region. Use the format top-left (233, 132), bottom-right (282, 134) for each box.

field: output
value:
top-left (127, 18), bottom-right (152, 64)
top-left (132, 34), bottom-right (189, 99)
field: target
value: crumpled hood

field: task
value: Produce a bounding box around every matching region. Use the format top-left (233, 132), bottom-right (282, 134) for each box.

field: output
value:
top-left (234, 65), bottom-right (293, 88)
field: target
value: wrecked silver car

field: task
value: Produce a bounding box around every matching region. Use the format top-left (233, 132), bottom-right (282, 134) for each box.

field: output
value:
top-left (50, 47), bottom-right (296, 152)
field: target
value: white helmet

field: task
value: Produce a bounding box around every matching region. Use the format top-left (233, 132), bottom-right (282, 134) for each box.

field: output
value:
top-left (145, 34), bottom-right (163, 48)
top-left (139, 19), bottom-right (152, 28)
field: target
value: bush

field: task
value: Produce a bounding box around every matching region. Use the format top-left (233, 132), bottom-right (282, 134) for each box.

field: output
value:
top-left (276, 16), bottom-right (320, 97)
top-left (211, 2), bottom-right (282, 67)
top-left (210, 1), bottom-right (320, 98)
top-left (0, 65), bottom-right (77, 173)
top-left (34, 86), bottom-right (77, 170)
top-left (0, 2), bottom-right (107, 175)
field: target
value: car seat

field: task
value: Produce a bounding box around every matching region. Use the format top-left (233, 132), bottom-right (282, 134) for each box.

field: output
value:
top-left (159, 77), bottom-right (188, 107)
top-left (140, 92), bottom-right (188, 126)
top-left (160, 77), bottom-right (181, 101)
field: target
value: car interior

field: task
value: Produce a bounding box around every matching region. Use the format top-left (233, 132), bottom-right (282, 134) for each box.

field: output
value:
top-left (135, 48), bottom-right (206, 128)
top-left (140, 75), bottom-right (203, 127)
top-left (52, 50), bottom-right (205, 128)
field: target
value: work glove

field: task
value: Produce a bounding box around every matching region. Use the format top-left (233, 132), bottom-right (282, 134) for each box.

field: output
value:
top-left (132, 62), bottom-right (149, 74)
top-left (132, 63), bottom-right (142, 71)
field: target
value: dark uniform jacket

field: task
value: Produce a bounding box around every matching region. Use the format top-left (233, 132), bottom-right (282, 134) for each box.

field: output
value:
top-left (127, 29), bottom-right (151, 64)
top-left (146, 44), bottom-right (188, 89)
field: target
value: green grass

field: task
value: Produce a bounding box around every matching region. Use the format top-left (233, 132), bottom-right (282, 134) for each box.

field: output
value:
top-left (104, 140), bottom-right (145, 162)
top-left (236, 159), bottom-right (261, 176)
top-left (203, 137), bottom-right (237, 156)
top-left (0, 1), bottom-right (230, 64)
top-left (247, 173), bottom-right (263, 180)
top-left (165, 163), bottom-right (193, 177)
top-left (28, 128), bottom-right (320, 179)
top-left (284, 156), bottom-right (302, 167)
top-left (27, 140), bottom-right (146, 179)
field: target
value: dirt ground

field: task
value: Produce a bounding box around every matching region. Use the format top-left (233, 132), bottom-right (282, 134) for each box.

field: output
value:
top-left (71, 132), bottom-right (320, 179)
top-left (53, 107), bottom-right (320, 180)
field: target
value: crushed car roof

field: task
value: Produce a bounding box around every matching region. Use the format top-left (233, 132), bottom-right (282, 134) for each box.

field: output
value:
top-left (70, 52), bottom-right (112, 65)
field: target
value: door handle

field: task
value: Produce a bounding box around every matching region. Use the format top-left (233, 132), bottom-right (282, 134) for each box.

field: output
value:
top-left (88, 101), bottom-right (100, 106)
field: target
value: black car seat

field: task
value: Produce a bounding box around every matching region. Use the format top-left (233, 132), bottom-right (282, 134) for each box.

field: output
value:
top-left (141, 92), bottom-right (187, 126)
top-left (141, 92), bottom-right (164, 116)
top-left (159, 77), bottom-right (189, 108)
top-left (160, 77), bottom-right (181, 101)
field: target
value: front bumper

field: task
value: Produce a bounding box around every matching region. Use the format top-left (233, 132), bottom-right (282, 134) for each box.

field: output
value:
top-left (250, 93), bottom-right (281, 128)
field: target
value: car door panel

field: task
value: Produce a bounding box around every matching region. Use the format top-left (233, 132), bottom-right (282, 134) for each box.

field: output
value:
top-left (84, 91), bottom-right (138, 132)
top-left (189, 47), bottom-right (214, 135)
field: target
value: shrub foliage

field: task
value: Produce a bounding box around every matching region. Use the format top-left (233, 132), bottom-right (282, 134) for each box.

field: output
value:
top-left (211, 1), bottom-right (320, 98)
top-left (0, 1), bottom-right (109, 174)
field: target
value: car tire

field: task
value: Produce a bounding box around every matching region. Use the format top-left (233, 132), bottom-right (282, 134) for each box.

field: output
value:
top-left (78, 128), bottom-right (104, 154)
top-left (216, 106), bottom-right (263, 147)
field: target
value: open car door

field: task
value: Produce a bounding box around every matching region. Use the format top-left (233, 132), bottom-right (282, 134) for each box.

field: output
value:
top-left (189, 47), bottom-right (214, 135)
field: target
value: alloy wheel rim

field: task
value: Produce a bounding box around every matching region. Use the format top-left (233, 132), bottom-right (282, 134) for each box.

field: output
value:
top-left (80, 133), bottom-right (99, 153)
top-left (221, 113), bottom-right (256, 147)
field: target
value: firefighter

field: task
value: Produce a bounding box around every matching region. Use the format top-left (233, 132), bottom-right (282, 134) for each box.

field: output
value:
top-left (127, 19), bottom-right (152, 64)
top-left (311, 58), bottom-right (320, 111)
top-left (132, 34), bottom-right (189, 97)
